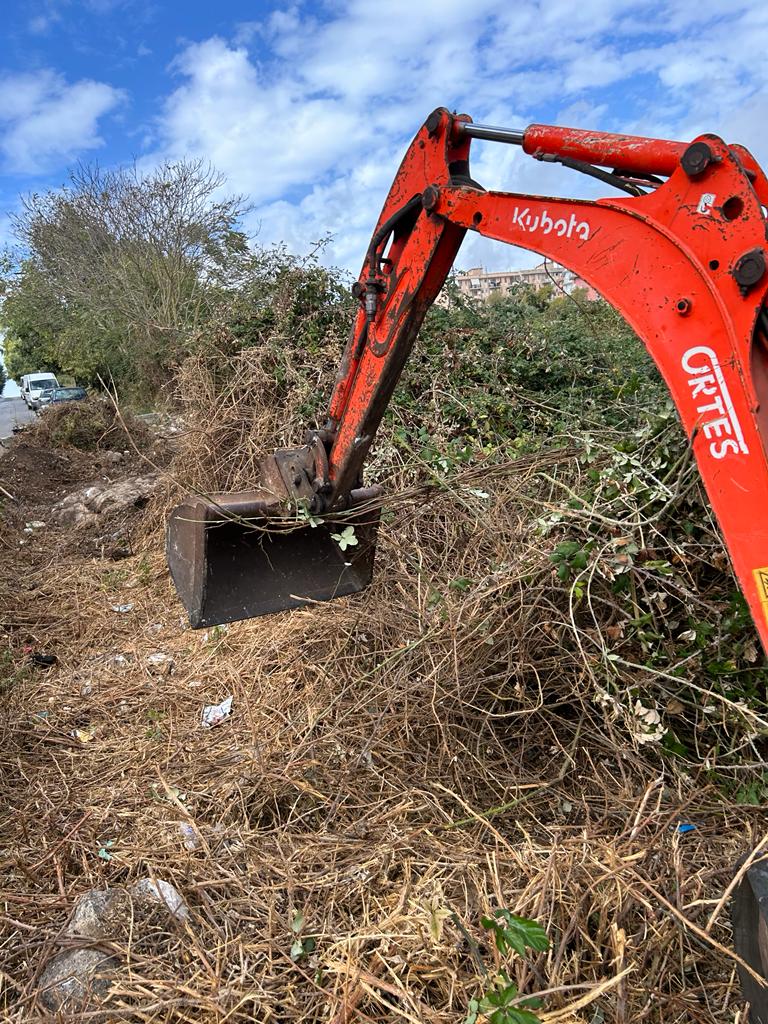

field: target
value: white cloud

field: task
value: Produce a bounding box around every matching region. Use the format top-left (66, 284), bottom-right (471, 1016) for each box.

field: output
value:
top-left (26, 0), bottom-right (64, 35)
top-left (28, 15), bottom-right (54, 33)
top-left (0, 70), bottom-right (124, 175)
top-left (162, 37), bottom-right (367, 206)
top-left (152, 0), bottom-right (768, 272)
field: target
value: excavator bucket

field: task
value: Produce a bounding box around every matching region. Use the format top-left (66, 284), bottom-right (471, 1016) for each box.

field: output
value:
top-left (167, 487), bottom-right (381, 628)
top-left (732, 854), bottom-right (768, 1023)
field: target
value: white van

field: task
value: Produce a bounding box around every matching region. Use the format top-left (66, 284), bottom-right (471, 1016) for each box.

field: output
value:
top-left (21, 373), bottom-right (60, 410)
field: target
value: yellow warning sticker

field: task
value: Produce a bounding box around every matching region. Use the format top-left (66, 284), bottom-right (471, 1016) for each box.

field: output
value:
top-left (754, 567), bottom-right (768, 603)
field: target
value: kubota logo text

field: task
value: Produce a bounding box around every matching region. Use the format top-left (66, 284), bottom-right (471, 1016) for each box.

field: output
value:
top-left (682, 345), bottom-right (748, 459)
top-left (511, 207), bottom-right (591, 241)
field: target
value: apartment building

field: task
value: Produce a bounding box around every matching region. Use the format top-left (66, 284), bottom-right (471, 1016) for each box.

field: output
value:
top-left (447, 261), bottom-right (600, 302)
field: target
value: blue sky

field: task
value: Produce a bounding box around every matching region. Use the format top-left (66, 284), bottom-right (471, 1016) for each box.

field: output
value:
top-left (1, 0), bottom-right (767, 279)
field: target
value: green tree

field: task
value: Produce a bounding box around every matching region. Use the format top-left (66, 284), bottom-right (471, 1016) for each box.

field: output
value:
top-left (1, 259), bottom-right (65, 381)
top-left (2, 160), bottom-right (251, 399)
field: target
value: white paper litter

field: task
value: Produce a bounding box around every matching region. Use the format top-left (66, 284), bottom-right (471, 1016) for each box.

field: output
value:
top-left (201, 695), bottom-right (233, 729)
top-left (145, 651), bottom-right (175, 676)
top-left (146, 652), bottom-right (171, 665)
top-left (111, 603), bottom-right (134, 613)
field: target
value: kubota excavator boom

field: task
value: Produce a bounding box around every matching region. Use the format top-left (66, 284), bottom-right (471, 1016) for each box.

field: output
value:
top-left (167, 107), bottom-right (768, 655)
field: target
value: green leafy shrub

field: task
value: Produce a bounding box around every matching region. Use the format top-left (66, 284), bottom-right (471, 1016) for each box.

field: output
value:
top-left (466, 911), bottom-right (550, 1024)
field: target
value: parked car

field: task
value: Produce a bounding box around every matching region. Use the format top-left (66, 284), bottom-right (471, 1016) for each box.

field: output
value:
top-left (20, 373), bottom-right (59, 410)
top-left (37, 388), bottom-right (56, 408)
top-left (41, 386), bottom-right (88, 407)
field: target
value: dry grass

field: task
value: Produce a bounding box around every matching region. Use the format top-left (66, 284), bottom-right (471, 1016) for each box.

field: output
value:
top-left (151, 345), bottom-right (336, 500)
top-left (24, 398), bottom-right (152, 454)
top-left (0, 351), bottom-right (764, 1022)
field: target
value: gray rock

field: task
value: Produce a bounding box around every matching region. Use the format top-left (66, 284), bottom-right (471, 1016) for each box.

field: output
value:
top-left (90, 477), bottom-right (157, 514)
top-left (37, 880), bottom-right (189, 1011)
top-left (38, 948), bottom-right (118, 1014)
top-left (56, 501), bottom-right (96, 527)
top-left (66, 888), bottom-right (130, 939)
top-left (53, 475), bottom-right (159, 525)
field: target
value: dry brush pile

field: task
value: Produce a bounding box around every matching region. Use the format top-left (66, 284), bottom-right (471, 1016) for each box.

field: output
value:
top-left (1, 304), bottom-right (767, 1022)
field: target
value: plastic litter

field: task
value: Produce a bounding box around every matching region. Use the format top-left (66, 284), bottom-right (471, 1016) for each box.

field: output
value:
top-left (30, 653), bottom-right (57, 668)
top-left (150, 782), bottom-right (186, 804)
top-left (178, 822), bottom-right (200, 850)
top-left (97, 839), bottom-right (115, 861)
top-left (132, 878), bottom-right (189, 922)
top-left (201, 695), bottom-right (233, 729)
top-left (110, 603), bottom-right (134, 614)
top-left (201, 623), bottom-right (229, 644)
top-left (676, 823), bottom-right (697, 834)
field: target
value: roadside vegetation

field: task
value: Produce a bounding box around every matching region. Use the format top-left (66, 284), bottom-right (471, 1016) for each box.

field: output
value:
top-left (168, 267), bottom-right (767, 782)
top-left (0, 163), bottom-right (765, 1022)
top-left (0, 161), bottom-right (252, 400)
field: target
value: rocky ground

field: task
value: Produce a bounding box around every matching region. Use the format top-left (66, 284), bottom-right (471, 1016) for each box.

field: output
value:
top-left (0, 417), bottom-right (185, 1019)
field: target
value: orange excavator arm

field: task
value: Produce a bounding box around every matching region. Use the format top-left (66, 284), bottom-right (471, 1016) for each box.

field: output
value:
top-left (167, 108), bottom-right (768, 651)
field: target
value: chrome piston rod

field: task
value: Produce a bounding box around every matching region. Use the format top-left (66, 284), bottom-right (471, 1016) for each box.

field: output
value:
top-left (457, 122), bottom-right (526, 145)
